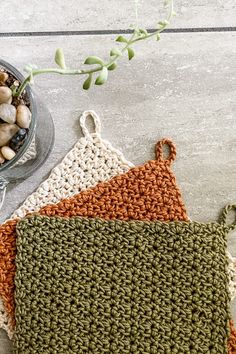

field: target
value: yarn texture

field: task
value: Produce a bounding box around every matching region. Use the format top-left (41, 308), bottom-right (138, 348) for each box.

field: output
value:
top-left (229, 320), bottom-right (236, 354)
top-left (14, 211), bottom-right (234, 354)
top-left (11, 110), bottom-right (133, 218)
top-left (0, 138), bottom-right (188, 333)
top-left (41, 138), bottom-right (187, 221)
top-left (0, 298), bottom-right (12, 338)
top-left (229, 254), bottom-right (236, 301)
top-left (0, 110), bottom-right (235, 349)
top-left (0, 110), bottom-right (133, 337)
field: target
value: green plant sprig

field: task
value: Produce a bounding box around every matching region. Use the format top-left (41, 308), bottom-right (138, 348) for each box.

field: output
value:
top-left (12, 0), bottom-right (175, 97)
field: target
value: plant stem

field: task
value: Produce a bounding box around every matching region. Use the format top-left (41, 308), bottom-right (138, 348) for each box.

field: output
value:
top-left (14, 0), bottom-right (174, 97)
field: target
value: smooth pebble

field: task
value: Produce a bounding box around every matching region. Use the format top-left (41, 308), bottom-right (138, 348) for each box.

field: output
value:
top-left (0, 72), bottom-right (9, 83)
top-left (16, 105), bottom-right (31, 129)
top-left (1, 146), bottom-right (16, 160)
top-left (0, 123), bottom-right (19, 147)
top-left (10, 128), bottom-right (27, 151)
top-left (0, 103), bottom-right (16, 124)
top-left (6, 96), bottom-right (12, 104)
top-left (0, 86), bottom-right (12, 104)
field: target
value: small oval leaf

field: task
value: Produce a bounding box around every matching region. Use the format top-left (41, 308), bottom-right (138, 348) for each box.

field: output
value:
top-left (55, 48), bottom-right (66, 69)
top-left (115, 35), bottom-right (128, 43)
top-left (156, 33), bottom-right (161, 41)
top-left (127, 47), bottom-right (135, 60)
top-left (83, 74), bottom-right (93, 90)
top-left (108, 62), bottom-right (117, 71)
top-left (84, 56), bottom-right (104, 66)
top-left (24, 64), bottom-right (37, 73)
top-left (95, 67), bottom-right (108, 85)
top-left (139, 28), bottom-right (148, 36)
top-left (24, 65), bottom-right (33, 74)
top-left (158, 19), bottom-right (169, 27)
top-left (110, 48), bottom-right (122, 57)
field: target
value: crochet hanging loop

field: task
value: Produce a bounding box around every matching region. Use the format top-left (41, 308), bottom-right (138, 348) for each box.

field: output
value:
top-left (155, 138), bottom-right (176, 164)
top-left (79, 110), bottom-right (102, 138)
top-left (220, 204), bottom-right (236, 231)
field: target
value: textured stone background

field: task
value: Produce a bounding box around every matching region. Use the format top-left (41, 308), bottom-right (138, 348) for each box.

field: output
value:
top-left (0, 1), bottom-right (236, 352)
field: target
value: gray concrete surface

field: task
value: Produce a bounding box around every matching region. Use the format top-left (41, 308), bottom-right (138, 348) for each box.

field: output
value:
top-left (1, 32), bottom-right (236, 223)
top-left (0, 1), bottom-right (236, 353)
top-left (0, 0), bottom-right (235, 31)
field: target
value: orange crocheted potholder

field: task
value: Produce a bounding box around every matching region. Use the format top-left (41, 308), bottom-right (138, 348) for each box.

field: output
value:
top-left (41, 138), bottom-right (188, 221)
top-left (229, 320), bottom-right (236, 354)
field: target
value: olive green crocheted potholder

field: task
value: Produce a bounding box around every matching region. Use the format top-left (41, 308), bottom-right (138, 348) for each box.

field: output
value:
top-left (14, 207), bottom-right (236, 354)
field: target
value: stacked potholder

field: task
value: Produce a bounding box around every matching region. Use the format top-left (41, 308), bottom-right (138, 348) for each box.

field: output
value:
top-left (0, 110), bottom-right (235, 353)
top-left (0, 110), bottom-right (133, 337)
top-left (0, 133), bottom-right (189, 334)
top-left (12, 135), bottom-right (191, 354)
top-left (14, 139), bottom-right (236, 352)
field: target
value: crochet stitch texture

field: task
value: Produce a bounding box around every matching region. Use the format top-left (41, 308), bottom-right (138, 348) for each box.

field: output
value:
top-left (14, 212), bottom-right (234, 354)
top-left (41, 138), bottom-right (187, 221)
top-left (0, 110), bottom-right (133, 337)
top-left (229, 320), bottom-right (236, 354)
top-left (0, 137), bottom-right (188, 333)
top-left (11, 110), bottom-right (134, 218)
top-left (0, 299), bottom-right (11, 337)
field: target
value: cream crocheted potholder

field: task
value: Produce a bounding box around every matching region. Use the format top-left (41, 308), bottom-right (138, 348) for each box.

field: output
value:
top-left (11, 110), bottom-right (134, 218)
top-left (0, 110), bottom-right (134, 338)
top-left (0, 299), bottom-right (13, 338)
top-left (229, 253), bottom-right (236, 299)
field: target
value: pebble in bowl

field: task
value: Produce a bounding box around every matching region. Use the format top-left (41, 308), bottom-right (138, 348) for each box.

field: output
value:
top-left (0, 69), bottom-right (31, 164)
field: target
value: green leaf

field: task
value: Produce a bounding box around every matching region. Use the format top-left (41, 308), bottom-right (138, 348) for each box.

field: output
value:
top-left (110, 48), bottom-right (122, 57)
top-left (115, 35), bottom-right (128, 43)
top-left (24, 65), bottom-right (32, 74)
top-left (95, 67), bottom-right (108, 85)
top-left (108, 62), bottom-right (117, 71)
top-left (29, 72), bottom-right (34, 84)
top-left (156, 33), bottom-right (161, 41)
top-left (55, 48), bottom-right (66, 69)
top-left (84, 56), bottom-right (104, 66)
top-left (127, 47), bottom-right (135, 60)
top-left (10, 85), bottom-right (18, 96)
top-left (139, 28), bottom-right (148, 36)
top-left (83, 74), bottom-right (93, 90)
top-left (24, 64), bottom-right (37, 73)
top-left (158, 20), bottom-right (169, 27)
